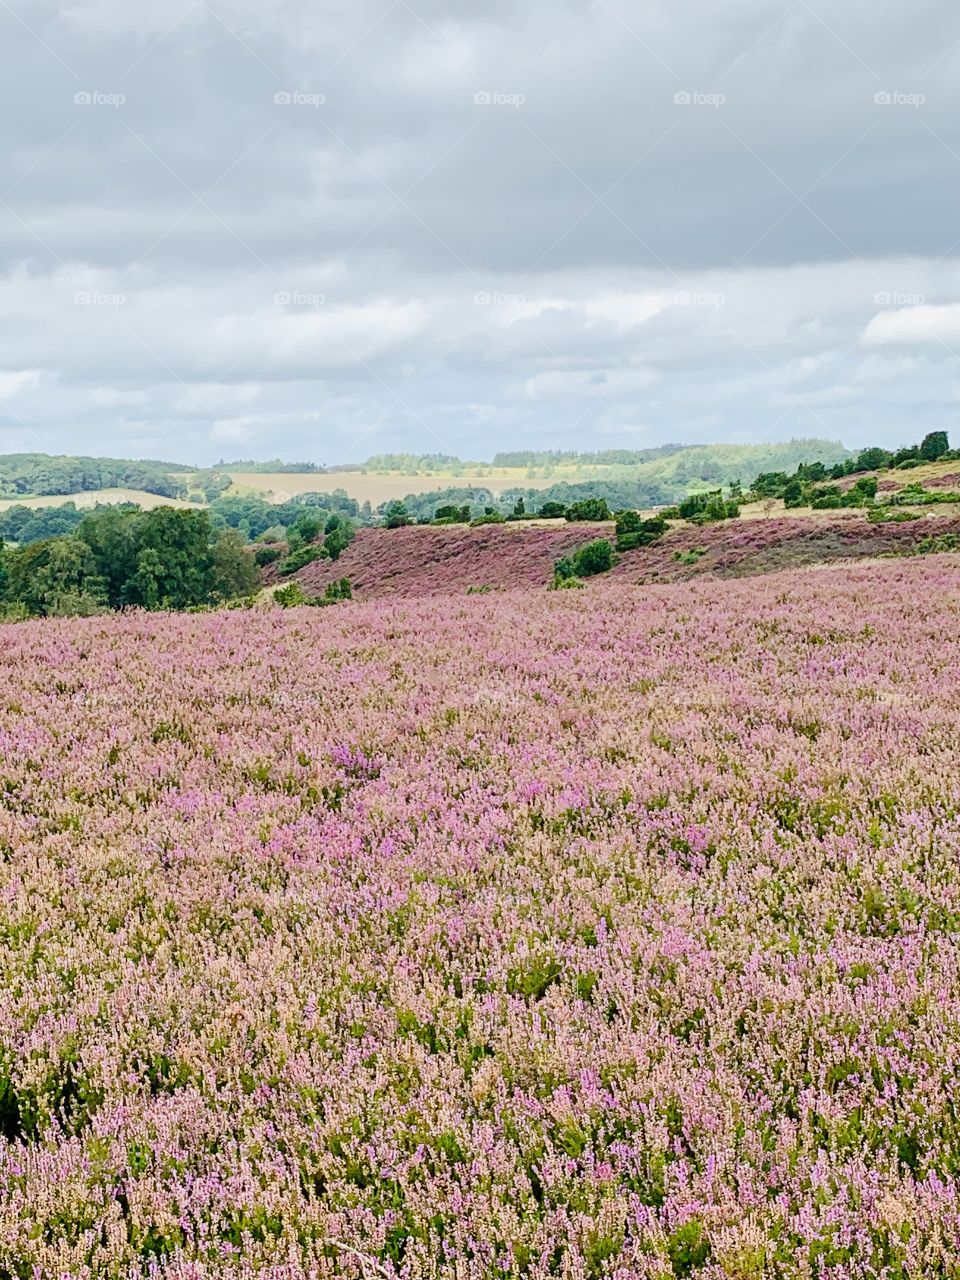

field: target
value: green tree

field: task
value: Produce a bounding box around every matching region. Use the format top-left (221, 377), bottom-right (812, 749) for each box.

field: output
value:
top-left (5, 537), bottom-right (105, 616)
top-left (210, 528), bottom-right (259, 601)
top-left (920, 431), bottom-right (950, 461)
top-left (77, 507), bottom-right (141, 607)
top-left (294, 510), bottom-right (323, 543)
top-left (566, 498), bottom-right (611, 522)
top-left (855, 447), bottom-right (892, 472)
top-left (384, 500), bottom-right (412, 528)
top-left (128, 547), bottom-right (165, 610)
top-left (128, 508), bottom-right (214, 609)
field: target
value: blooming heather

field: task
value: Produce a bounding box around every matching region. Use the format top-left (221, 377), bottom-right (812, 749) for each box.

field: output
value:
top-left (0, 557), bottom-right (959, 1277)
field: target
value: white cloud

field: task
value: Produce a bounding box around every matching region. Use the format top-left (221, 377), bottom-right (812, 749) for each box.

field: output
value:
top-left (584, 294), bottom-right (664, 328)
top-left (90, 386), bottom-right (148, 408)
top-left (0, 370), bottom-right (40, 400)
top-left (862, 303), bottom-right (960, 346)
top-left (210, 418), bottom-right (254, 442)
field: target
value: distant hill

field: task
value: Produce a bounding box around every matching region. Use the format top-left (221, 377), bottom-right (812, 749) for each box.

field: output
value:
top-left (0, 453), bottom-right (188, 500)
top-left (0, 439), bottom-right (851, 509)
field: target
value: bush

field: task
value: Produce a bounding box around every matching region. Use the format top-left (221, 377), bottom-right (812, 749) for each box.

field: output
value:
top-left (916, 533), bottom-right (960, 554)
top-left (679, 491), bottom-right (740, 523)
top-left (280, 545), bottom-right (324, 575)
top-left (553, 556), bottom-right (576, 582)
top-left (615, 511), bottom-right (667, 551)
top-left (538, 501), bottom-right (568, 519)
top-left (850, 476), bottom-right (878, 502)
top-left (255, 545), bottom-right (282, 567)
top-left (566, 498), bottom-right (611, 522)
top-left (324, 578), bottom-right (352, 602)
top-left (572, 539), bottom-right (614, 577)
top-left (920, 431), bottom-right (950, 461)
top-left (273, 582), bottom-right (309, 608)
top-left (674, 547), bottom-right (707, 565)
top-left (854, 447), bottom-right (893, 472)
top-left (383, 501), bottom-right (412, 528)
top-left (294, 510), bottom-right (323, 543)
top-left (435, 504), bottom-right (471, 524)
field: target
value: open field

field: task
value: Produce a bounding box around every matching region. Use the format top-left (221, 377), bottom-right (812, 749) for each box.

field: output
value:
top-left (2, 556), bottom-right (960, 1274)
top-left (0, 488), bottom-right (202, 512)
top-left (222, 469), bottom-right (566, 504)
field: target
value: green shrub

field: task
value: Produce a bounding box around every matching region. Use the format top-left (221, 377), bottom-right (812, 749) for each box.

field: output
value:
top-left (916, 533), bottom-right (960, 554)
top-left (324, 578), bottom-right (352, 602)
top-left (679, 491), bottom-right (740, 523)
top-left (615, 511), bottom-right (667, 551)
top-left (254, 545), bottom-right (282, 567)
top-left (280, 545), bottom-right (325, 575)
top-left (920, 430), bottom-right (950, 461)
top-left (538, 501), bottom-right (568, 519)
top-left (566, 498), bottom-right (611, 522)
top-left (383, 501), bottom-right (412, 528)
top-left (435, 504), bottom-right (471, 524)
top-left (667, 1218), bottom-right (712, 1276)
top-left (572, 539), bottom-right (614, 577)
top-left (273, 582), bottom-right (309, 608)
top-left (674, 546), bottom-right (707, 565)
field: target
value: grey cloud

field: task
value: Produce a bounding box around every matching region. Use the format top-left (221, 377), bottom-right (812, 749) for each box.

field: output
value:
top-left (0, 0), bottom-right (959, 461)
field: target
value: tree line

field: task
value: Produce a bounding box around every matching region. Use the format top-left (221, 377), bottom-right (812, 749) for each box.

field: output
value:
top-left (0, 491), bottom-right (364, 549)
top-left (0, 454), bottom-right (191, 500)
top-left (0, 507), bottom-right (259, 619)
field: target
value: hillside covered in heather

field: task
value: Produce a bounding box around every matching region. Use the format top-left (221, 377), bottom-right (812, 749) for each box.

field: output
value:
top-left (263, 509), bottom-right (960, 599)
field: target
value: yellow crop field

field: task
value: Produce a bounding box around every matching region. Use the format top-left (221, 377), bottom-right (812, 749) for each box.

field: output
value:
top-left (0, 489), bottom-right (202, 512)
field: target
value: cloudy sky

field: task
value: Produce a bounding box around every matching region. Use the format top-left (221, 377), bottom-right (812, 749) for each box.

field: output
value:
top-left (1, 0), bottom-right (959, 464)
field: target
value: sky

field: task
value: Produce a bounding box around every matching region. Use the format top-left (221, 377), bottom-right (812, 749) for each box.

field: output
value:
top-left (1, 0), bottom-right (959, 465)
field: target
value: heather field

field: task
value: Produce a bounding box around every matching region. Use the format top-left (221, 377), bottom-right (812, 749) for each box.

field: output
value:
top-left (274, 512), bottom-right (960, 600)
top-left (3, 557), bottom-right (960, 1278)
